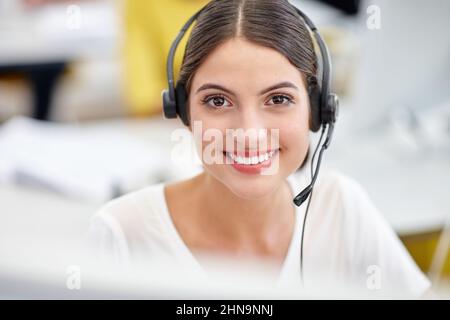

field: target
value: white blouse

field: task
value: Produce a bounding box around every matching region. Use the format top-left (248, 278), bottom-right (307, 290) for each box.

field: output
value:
top-left (87, 168), bottom-right (431, 297)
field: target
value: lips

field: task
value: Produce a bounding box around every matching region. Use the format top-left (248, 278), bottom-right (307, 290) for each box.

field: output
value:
top-left (222, 149), bottom-right (280, 174)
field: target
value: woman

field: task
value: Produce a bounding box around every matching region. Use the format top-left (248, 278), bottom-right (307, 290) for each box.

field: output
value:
top-left (88, 0), bottom-right (430, 297)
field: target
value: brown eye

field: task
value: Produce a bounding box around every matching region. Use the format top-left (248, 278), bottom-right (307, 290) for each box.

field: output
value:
top-left (202, 95), bottom-right (232, 108)
top-left (267, 94), bottom-right (293, 106)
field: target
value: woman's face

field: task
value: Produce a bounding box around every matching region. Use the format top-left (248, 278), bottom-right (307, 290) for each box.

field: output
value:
top-left (188, 37), bottom-right (310, 199)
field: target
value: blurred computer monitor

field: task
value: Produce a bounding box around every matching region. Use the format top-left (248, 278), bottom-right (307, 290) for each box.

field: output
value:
top-left (351, 0), bottom-right (450, 131)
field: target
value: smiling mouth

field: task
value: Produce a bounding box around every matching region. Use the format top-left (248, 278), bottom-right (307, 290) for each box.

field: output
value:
top-left (222, 149), bottom-right (279, 165)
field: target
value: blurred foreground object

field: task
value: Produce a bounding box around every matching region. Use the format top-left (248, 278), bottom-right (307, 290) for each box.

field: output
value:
top-left (0, 238), bottom-right (439, 299)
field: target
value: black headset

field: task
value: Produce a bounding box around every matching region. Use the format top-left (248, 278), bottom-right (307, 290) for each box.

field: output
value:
top-left (162, 1), bottom-right (339, 283)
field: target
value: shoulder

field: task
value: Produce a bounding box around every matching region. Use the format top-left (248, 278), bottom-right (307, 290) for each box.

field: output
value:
top-left (308, 169), bottom-right (385, 247)
top-left (311, 169), bottom-right (394, 236)
top-left (290, 168), bottom-right (379, 245)
top-left (94, 183), bottom-right (166, 223)
top-left (289, 168), bottom-right (383, 262)
top-left (88, 183), bottom-right (169, 252)
top-left (292, 168), bottom-right (375, 220)
top-left (294, 169), bottom-right (430, 296)
top-left (315, 169), bottom-right (369, 201)
top-left (300, 168), bottom-right (390, 243)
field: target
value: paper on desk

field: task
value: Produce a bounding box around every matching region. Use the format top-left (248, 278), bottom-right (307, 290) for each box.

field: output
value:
top-left (0, 116), bottom-right (168, 203)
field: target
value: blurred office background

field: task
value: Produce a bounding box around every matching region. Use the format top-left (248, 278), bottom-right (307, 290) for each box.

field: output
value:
top-left (0, 0), bottom-right (449, 298)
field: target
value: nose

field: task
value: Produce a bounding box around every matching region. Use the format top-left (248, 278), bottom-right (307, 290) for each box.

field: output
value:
top-left (228, 104), bottom-right (270, 151)
top-left (239, 103), bottom-right (264, 130)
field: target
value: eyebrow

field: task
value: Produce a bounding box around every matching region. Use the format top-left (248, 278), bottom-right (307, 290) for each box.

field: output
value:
top-left (195, 81), bottom-right (299, 96)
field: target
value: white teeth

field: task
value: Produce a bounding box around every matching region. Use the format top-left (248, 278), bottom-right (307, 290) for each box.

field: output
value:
top-left (226, 150), bottom-right (277, 165)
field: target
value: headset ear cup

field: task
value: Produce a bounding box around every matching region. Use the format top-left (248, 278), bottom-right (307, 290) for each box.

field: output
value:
top-left (175, 82), bottom-right (190, 126)
top-left (324, 93), bottom-right (339, 125)
top-left (162, 89), bottom-right (177, 119)
top-left (308, 84), bottom-right (322, 132)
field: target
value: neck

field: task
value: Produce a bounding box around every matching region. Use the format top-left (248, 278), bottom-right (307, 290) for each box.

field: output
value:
top-left (193, 172), bottom-right (295, 247)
